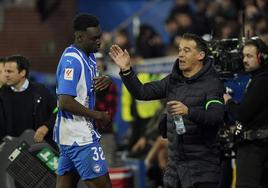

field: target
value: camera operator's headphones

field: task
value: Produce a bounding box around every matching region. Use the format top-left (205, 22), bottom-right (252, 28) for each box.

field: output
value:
top-left (249, 38), bottom-right (268, 65)
top-left (257, 51), bottom-right (268, 65)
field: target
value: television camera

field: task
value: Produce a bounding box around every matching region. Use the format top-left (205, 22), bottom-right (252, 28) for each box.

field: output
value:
top-left (209, 38), bottom-right (244, 77)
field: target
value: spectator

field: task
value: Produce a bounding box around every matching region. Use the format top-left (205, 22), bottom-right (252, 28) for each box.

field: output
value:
top-left (113, 28), bottom-right (132, 53)
top-left (165, 16), bottom-right (179, 41)
top-left (121, 67), bottom-right (163, 153)
top-left (0, 57), bottom-right (6, 88)
top-left (145, 136), bottom-right (168, 188)
top-left (260, 28), bottom-right (268, 45)
top-left (129, 105), bottom-right (165, 159)
top-left (136, 24), bottom-right (165, 58)
top-left (0, 55), bottom-right (57, 145)
top-left (0, 57), bottom-right (6, 142)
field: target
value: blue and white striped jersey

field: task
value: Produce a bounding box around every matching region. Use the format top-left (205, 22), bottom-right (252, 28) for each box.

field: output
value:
top-left (53, 45), bottom-right (101, 146)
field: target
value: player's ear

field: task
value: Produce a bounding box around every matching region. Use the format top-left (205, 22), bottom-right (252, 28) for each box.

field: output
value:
top-left (75, 31), bottom-right (84, 42)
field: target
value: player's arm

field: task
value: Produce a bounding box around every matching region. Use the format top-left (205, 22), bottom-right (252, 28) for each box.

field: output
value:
top-left (57, 57), bottom-right (111, 125)
top-left (58, 95), bottom-right (107, 121)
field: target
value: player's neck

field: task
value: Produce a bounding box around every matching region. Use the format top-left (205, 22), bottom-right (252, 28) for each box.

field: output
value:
top-left (73, 43), bottom-right (89, 56)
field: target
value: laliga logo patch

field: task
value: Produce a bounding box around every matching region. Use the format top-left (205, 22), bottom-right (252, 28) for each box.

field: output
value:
top-left (93, 164), bottom-right (101, 173)
top-left (64, 68), bottom-right (74, 80)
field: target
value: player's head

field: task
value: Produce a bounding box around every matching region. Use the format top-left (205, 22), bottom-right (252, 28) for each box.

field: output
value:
top-left (73, 13), bottom-right (102, 54)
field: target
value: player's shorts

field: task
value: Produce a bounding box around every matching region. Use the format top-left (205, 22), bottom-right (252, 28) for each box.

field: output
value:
top-left (57, 141), bottom-right (109, 180)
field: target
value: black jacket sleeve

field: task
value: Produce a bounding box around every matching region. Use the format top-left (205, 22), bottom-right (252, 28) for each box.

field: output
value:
top-left (42, 88), bottom-right (57, 130)
top-left (33, 83), bottom-right (57, 131)
top-left (226, 75), bottom-right (268, 124)
top-left (120, 69), bottom-right (168, 100)
top-left (188, 78), bottom-right (225, 127)
top-left (0, 92), bottom-right (5, 141)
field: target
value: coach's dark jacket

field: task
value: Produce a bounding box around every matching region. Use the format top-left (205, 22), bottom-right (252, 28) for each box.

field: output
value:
top-left (120, 58), bottom-right (224, 187)
top-left (0, 82), bottom-right (56, 142)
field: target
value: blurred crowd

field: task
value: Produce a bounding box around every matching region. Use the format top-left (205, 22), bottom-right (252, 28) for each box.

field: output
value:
top-left (98, 0), bottom-right (268, 62)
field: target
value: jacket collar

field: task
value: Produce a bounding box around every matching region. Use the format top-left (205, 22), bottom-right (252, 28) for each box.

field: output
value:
top-left (170, 57), bottom-right (216, 82)
top-left (11, 79), bottom-right (29, 92)
top-left (250, 64), bottom-right (268, 78)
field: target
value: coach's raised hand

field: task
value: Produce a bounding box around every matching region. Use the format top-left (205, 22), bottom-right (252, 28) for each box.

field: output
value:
top-left (109, 44), bottom-right (131, 71)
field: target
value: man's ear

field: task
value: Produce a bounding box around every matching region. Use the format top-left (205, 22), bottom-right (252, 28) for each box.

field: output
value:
top-left (197, 51), bottom-right (205, 61)
top-left (75, 31), bottom-right (84, 42)
top-left (20, 69), bottom-right (26, 77)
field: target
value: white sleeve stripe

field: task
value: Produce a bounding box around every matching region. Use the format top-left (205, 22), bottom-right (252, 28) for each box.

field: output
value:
top-left (64, 52), bottom-right (83, 65)
top-left (88, 56), bottom-right (96, 64)
top-left (73, 49), bottom-right (95, 78)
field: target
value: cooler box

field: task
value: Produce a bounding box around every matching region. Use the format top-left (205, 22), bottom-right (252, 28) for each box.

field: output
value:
top-left (109, 167), bottom-right (133, 188)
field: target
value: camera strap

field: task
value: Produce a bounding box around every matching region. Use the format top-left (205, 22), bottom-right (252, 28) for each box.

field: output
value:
top-left (234, 121), bottom-right (268, 141)
top-left (234, 121), bottom-right (243, 136)
top-left (243, 129), bottom-right (268, 140)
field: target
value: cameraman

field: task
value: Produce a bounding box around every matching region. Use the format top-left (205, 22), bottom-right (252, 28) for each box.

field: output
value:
top-left (224, 38), bottom-right (268, 187)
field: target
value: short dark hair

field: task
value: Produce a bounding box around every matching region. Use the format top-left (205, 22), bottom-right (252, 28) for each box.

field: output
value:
top-left (182, 33), bottom-right (208, 56)
top-left (5, 55), bottom-right (30, 77)
top-left (244, 38), bottom-right (268, 54)
top-left (0, 57), bottom-right (6, 63)
top-left (73, 13), bottom-right (99, 31)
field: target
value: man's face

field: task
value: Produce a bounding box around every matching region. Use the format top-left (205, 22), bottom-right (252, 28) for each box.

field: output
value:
top-left (242, 45), bottom-right (261, 72)
top-left (4, 61), bottom-right (25, 86)
top-left (178, 39), bottom-right (204, 72)
top-left (82, 26), bottom-right (102, 53)
top-left (0, 63), bottom-right (6, 86)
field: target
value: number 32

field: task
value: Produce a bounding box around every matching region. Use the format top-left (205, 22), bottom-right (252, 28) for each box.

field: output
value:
top-left (91, 147), bottom-right (105, 161)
